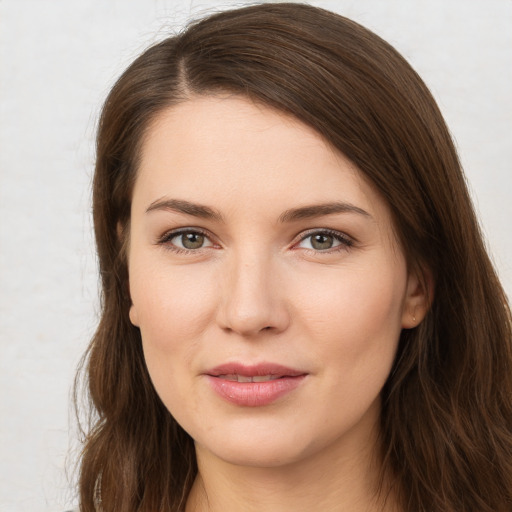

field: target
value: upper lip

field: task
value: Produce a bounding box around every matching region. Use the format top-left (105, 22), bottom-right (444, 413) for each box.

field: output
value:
top-left (205, 362), bottom-right (306, 378)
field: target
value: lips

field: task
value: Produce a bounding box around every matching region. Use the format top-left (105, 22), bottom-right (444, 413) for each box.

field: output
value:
top-left (204, 363), bottom-right (307, 407)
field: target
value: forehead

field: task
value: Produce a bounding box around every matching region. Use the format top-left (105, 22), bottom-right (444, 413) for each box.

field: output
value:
top-left (134, 95), bottom-right (389, 224)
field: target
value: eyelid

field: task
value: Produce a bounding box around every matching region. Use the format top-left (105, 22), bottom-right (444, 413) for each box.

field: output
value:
top-left (156, 227), bottom-right (218, 252)
top-left (292, 228), bottom-right (355, 251)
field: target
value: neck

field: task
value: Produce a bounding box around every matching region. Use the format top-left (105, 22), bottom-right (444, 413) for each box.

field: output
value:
top-left (185, 421), bottom-right (399, 512)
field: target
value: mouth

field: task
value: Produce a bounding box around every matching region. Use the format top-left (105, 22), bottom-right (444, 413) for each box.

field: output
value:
top-left (216, 374), bottom-right (286, 382)
top-left (204, 363), bottom-right (307, 407)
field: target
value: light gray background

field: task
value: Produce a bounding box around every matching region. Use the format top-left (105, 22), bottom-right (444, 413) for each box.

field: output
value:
top-left (0, 1), bottom-right (510, 511)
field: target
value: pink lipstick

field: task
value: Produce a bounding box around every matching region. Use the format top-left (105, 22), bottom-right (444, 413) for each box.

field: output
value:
top-left (204, 363), bottom-right (307, 407)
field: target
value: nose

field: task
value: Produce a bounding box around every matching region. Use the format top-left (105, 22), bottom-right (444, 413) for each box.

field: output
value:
top-left (216, 252), bottom-right (290, 337)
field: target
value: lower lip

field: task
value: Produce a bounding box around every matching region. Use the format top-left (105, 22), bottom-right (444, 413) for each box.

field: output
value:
top-left (205, 375), bottom-right (306, 407)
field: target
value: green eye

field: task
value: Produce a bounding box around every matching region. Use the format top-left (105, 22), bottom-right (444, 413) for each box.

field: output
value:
top-left (180, 232), bottom-right (206, 249)
top-left (297, 230), bottom-right (353, 251)
top-left (310, 233), bottom-right (334, 250)
top-left (164, 230), bottom-right (214, 251)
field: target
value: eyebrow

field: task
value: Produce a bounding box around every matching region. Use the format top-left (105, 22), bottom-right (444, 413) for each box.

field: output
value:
top-left (146, 198), bottom-right (224, 221)
top-left (278, 202), bottom-right (372, 223)
top-left (145, 198), bottom-right (371, 223)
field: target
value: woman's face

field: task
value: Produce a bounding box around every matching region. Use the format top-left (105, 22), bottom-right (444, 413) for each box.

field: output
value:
top-left (128, 96), bottom-right (423, 468)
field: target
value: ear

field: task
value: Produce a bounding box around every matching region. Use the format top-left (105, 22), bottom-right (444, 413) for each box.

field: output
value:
top-left (117, 220), bottom-right (139, 326)
top-left (129, 303), bottom-right (140, 327)
top-left (401, 266), bottom-right (434, 329)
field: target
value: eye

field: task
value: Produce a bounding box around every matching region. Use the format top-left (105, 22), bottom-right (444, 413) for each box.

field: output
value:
top-left (296, 230), bottom-right (353, 251)
top-left (159, 229), bottom-right (214, 252)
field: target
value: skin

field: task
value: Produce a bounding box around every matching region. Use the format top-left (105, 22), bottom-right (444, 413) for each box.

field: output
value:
top-left (128, 96), bottom-right (428, 512)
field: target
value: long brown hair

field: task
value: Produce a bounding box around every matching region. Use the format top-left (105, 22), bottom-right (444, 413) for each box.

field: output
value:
top-left (76, 3), bottom-right (512, 511)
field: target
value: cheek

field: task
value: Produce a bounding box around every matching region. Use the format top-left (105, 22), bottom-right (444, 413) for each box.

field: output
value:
top-left (129, 261), bottom-right (220, 412)
top-left (130, 266), bottom-right (217, 418)
top-left (130, 262), bottom-right (218, 349)
top-left (301, 260), bottom-right (405, 324)
top-left (289, 263), bottom-right (406, 441)
top-left (294, 260), bottom-right (406, 368)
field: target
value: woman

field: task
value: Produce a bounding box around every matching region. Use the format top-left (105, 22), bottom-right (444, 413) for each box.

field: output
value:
top-left (75, 3), bottom-right (512, 511)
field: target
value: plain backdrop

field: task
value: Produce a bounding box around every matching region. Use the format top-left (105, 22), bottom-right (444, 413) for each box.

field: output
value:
top-left (0, 1), bottom-right (510, 510)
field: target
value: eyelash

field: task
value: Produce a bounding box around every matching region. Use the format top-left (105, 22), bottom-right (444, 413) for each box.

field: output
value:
top-left (156, 228), bottom-right (354, 254)
top-left (294, 229), bottom-right (354, 253)
top-left (157, 228), bottom-right (215, 254)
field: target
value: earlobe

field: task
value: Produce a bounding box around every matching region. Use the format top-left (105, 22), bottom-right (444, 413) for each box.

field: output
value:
top-left (401, 267), bottom-right (434, 329)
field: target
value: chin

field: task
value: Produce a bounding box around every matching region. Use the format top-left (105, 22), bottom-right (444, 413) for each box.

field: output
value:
top-left (191, 417), bottom-right (343, 470)
top-left (188, 397), bottom-right (382, 471)
top-left (201, 438), bottom-right (310, 469)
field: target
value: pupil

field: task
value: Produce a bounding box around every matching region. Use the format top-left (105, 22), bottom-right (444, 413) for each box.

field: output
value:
top-left (312, 234), bottom-right (333, 250)
top-left (182, 233), bottom-right (204, 249)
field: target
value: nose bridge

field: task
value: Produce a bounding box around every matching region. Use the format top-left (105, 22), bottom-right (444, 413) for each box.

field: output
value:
top-left (218, 247), bottom-right (288, 336)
